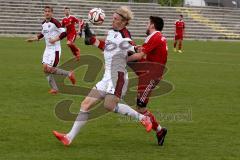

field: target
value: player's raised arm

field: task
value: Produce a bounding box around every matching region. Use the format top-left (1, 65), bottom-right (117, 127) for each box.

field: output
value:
top-left (127, 52), bottom-right (145, 62)
top-left (84, 23), bottom-right (105, 50)
top-left (26, 33), bottom-right (44, 42)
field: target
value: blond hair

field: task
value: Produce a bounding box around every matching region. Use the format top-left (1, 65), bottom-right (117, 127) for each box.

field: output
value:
top-left (115, 6), bottom-right (134, 22)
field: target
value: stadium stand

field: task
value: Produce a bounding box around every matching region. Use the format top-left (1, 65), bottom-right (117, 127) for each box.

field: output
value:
top-left (0, 0), bottom-right (239, 40)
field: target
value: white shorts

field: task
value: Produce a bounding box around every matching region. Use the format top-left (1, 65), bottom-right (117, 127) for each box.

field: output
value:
top-left (42, 46), bottom-right (61, 67)
top-left (95, 71), bottom-right (128, 98)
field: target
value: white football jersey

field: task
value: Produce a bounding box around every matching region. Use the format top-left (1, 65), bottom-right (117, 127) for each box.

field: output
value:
top-left (40, 18), bottom-right (65, 49)
top-left (103, 29), bottom-right (135, 79)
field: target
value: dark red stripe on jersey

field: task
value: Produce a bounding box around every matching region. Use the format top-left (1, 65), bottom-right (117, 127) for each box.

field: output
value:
top-left (50, 18), bottom-right (62, 28)
top-left (42, 20), bottom-right (46, 24)
top-left (59, 32), bottom-right (67, 40)
top-left (53, 51), bottom-right (59, 67)
top-left (120, 27), bottom-right (131, 38)
top-left (119, 28), bottom-right (136, 46)
top-left (37, 33), bottom-right (44, 40)
top-left (114, 72), bottom-right (125, 98)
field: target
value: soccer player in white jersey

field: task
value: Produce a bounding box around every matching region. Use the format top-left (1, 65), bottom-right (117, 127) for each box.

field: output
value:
top-left (52, 6), bottom-right (152, 146)
top-left (26, 6), bottom-right (76, 94)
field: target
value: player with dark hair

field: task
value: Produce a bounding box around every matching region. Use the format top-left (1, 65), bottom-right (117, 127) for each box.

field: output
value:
top-left (26, 6), bottom-right (76, 94)
top-left (127, 16), bottom-right (168, 146)
top-left (62, 7), bottom-right (84, 60)
top-left (173, 14), bottom-right (185, 53)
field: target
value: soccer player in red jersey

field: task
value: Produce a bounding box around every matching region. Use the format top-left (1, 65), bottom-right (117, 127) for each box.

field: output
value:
top-left (62, 7), bottom-right (84, 60)
top-left (173, 14), bottom-right (185, 53)
top-left (128, 16), bottom-right (168, 146)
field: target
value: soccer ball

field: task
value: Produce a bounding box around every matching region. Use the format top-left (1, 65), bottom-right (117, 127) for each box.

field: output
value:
top-left (88, 8), bottom-right (105, 25)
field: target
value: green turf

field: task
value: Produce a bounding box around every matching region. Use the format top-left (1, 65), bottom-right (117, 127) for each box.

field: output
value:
top-left (0, 37), bottom-right (240, 160)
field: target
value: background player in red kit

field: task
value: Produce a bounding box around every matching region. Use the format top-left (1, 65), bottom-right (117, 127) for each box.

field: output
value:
top-left (62, 7), bottom-right (84, 60)
top-left (173, 14), bottom-right (185, 53)
top-left (128, 16), bottom-right (168, 146)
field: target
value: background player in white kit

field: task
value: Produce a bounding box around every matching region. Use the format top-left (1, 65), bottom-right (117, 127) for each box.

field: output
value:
top-left (26, 6), bottom-right (76, 94)
top-left (53, 6), bottom-right (152, 146)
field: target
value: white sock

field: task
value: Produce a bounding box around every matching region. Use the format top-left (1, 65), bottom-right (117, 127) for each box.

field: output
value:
top-left (156, 125), bottom-right (162, 132)
top-left (114, 103), bottom-right (145, 121)
top-left (67, 110), bottom-right (89, 142)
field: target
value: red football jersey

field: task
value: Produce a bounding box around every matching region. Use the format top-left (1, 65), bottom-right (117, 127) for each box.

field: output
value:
top-left (142, 31), bottom-right (168, 65)
top-left (62, 15), bottom-right (83, 34)
top-left (175, 20), bottom-right (185, 35)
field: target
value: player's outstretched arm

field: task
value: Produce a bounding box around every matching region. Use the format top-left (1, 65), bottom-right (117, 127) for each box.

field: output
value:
top-left (26, 36), bottom-right (38, 42)
top-left (128, 52), bottom-right (145, 62)
top-left (84, 23), bottom-right (105, 50)
top-left (26, 33), bottom-right (44, 42)
top-left (26, 33), bottom-right (43, 42)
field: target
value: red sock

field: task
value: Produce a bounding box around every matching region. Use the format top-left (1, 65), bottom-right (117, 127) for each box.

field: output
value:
top-left (68, 44), bottom-right (79, 56)
top-left (143, 110), bottom-right (160, 131)
top-left (178, 42), bottom-right (182, 50)
top-left (174, 42), bottom-right (177, 48)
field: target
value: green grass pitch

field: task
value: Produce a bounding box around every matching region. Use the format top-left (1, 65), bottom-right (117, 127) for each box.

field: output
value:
top-left (0, 37), bottom-right (240, 160)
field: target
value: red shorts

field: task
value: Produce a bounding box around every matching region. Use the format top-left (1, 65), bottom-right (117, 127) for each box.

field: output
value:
top-left (128, 61), bottom-right (166, 107)
top-left (67, 32), bottom-right (77, 43)
top-left (175, 33), bottom-right (183, 40)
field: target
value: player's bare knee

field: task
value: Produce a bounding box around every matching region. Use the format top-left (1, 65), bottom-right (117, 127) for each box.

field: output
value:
top-left (43, 65), bottom-right (55, 74)
top-left (104, 102), bottom-right (115, 111)
top-left (104, 95), bottom-right (118, 111)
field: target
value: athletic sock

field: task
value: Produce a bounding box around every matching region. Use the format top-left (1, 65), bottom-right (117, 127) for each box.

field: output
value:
top-left (143, 110), bottom-right (161, 131)
top-left (46, 74), bottom-right (58, 90)
top-left (53, 68), bottom-right (70, 76)
top-left (114, 103), bottom-right (145, 121)
top-left (156, 125), bottom-right (162, 132)
top-left (69, 44), bottom-right (79, 56)
top-left (67, 110), bottom-right (89, 142)
top-left (178, 42), bottom-right (182, 50)
top-left (174, 42), bottom-right (177, 48)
